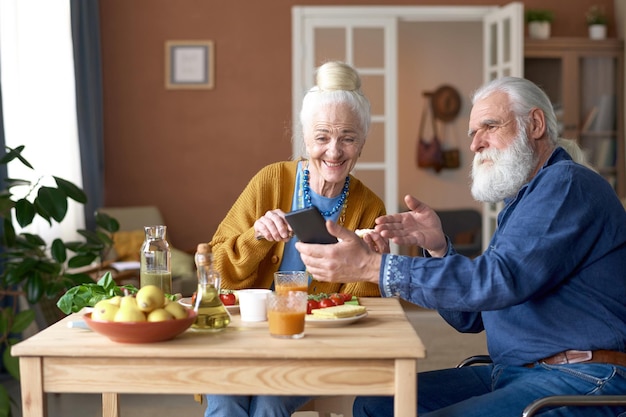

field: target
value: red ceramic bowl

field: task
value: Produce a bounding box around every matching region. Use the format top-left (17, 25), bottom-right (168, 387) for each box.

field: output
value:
top-left (83, 309), bottom-right (197, 343)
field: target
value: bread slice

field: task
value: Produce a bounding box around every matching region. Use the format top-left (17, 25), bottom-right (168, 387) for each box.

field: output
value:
top-left (311, 304), bottom-right (367, 319)
top-left (355, 228), bottom-right (374, 238)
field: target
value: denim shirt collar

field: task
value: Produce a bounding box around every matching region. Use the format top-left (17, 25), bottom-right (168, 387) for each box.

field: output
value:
top-left (502, 146), bottom-right (571, 207)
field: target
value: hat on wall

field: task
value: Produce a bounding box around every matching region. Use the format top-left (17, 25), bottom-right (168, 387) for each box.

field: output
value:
top-left (429, 85), bottom-right (461, 122)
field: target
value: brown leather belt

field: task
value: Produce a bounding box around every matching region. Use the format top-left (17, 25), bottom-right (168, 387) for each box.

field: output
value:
top-left (525, 350), bottom-right (626, 368)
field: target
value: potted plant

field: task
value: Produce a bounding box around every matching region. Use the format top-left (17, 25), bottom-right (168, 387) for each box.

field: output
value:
top-left (525, 9), bottom-right (554, 40)
top-left (0, 145), bottom-right (118, 416)
top-left (586, 5), bottom-right (608, 39)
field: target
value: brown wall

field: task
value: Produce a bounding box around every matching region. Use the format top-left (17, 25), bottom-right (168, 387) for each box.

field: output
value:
top-left (99, 0), bottom-right (618, 250)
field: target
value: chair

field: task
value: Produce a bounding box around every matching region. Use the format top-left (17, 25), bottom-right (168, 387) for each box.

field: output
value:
top-left (97, 206), bottom-right (196, 296)
top-left (436, 209), bottom-right (482, 258)
top-left (457, 355), bottom-right (626, 416)
top-left (406, 209), bottom-right (482, 258)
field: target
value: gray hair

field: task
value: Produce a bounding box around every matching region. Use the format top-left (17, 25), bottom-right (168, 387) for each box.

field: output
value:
top-left (472, 77), bottom-right (559, 146)
top-left (298, 62), bottom-right (371, 141)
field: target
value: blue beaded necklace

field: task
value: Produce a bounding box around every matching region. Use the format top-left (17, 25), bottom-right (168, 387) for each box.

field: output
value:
top-left (302, 166), bottom-right (350, 217)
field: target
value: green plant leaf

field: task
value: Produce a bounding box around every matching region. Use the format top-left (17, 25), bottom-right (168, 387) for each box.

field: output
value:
top-left (97, 272), bottom-right (116, 290)
top-left (56, 272), bottom-right (128, 314)
top-left (35, 186), bottom-right (67, 223)
top-left (51, 239), bottom-right (67, 263)
top-left (1, 145), bottom-right (33, 169)
top-left (2, 344), bottom-right (20, 380)
top-left (0, 383), bottom-right (12, 417)
top-left (0, 307), bottom-right (9, 335)
top-left (20, 233), bottom-right (46, 247)
top-left (67, 253), bottom-right (97, 268)
top-left (23, 272), bottom-right (43, 304)
top-left (10, 257), bottom-right (38, 280)
top-left (35, 259), bottom-right (62, 275)
top-left (14, 198), bottom-right (35, 228)
top-left (77, 229), bottom-right (106, 245)
top-left (95, 212), bottom-right (120, 233)
top-left (2, 218), bottom-right (15, 247)
top-left (0, 194), bottom-right (14, 218)
top-left (56, 286), bottom-right (84, 314)
top-left (63, 272), bottom-right (97, 286)
top-left (4, 177), bottom-right (31, 188)
top-left (96, 230), bottom-right (114, 246)
top-left (525, 9), bottom-right (554, 22)
top-left (10, 309), bottom-right (35, 334)
top-left (64, 241), bottom-right (89, 252)
top-left (32, 201), bottom-right (51, 225)
top-left (54, 176), bottom-right (87, 204)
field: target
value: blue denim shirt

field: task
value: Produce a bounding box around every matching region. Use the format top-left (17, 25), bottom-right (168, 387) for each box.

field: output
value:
top-left (381, 147), bottom-right (626, 366)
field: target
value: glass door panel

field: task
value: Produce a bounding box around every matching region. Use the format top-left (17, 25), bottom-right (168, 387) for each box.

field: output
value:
top-left (354, 28), bottom-right (385, 67)
top-left (314, 28), bottom-right (346, 64)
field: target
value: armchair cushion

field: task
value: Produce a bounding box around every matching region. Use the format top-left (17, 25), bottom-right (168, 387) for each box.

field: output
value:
top-left (111, 230), bottom-right (145, 261)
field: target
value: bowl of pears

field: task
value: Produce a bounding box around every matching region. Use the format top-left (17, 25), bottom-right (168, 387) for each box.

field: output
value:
top-left (83, 285), bottom-right (197, 343)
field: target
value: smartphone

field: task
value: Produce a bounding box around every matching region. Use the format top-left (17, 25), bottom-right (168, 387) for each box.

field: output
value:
top-left (285, 206), bottom-right (338, 244)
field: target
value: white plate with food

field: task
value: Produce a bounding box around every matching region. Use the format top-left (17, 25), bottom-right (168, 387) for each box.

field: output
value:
top-left (305, 312), bottom-right (368, 327)
top-left (179, 297), bottom-right (240, 314)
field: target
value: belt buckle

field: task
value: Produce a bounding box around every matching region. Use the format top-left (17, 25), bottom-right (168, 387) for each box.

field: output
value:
top-left (563, 350), bottom-right (593, 364)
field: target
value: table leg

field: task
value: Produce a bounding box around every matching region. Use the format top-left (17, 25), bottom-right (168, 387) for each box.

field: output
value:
top-left (19, 357), bottom-right (46, 417)
top-left (395, 359), bottom-right (417, 417)
top-left (102, 393), bottom-right (120, 417)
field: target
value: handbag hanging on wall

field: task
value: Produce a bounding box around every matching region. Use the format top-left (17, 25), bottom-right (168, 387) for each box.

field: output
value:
top-left (416, 98), bottom-right (444, 172)
top-left (440, 123), bottom-right (461, 170)
top-left (416, 85), bottom-right (463, 172)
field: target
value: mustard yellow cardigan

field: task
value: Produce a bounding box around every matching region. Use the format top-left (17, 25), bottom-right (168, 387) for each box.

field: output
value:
top-left (210, 160), bottom-right (385, 297)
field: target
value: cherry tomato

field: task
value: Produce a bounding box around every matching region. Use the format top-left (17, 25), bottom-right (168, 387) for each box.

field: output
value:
top-left (219, 293), bottom-right (237, 306)
top-left (330, 294), bottom-right (345, 306)
top-left (307, 299), bottom-right (320, 314)
top-left (319, 298), bottom-right (335, 308)
top-left (341, 293), bottom-right (353, 302)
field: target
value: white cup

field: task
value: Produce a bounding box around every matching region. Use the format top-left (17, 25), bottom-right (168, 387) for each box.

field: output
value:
top-left (238, 289), bottom-right (272, 322)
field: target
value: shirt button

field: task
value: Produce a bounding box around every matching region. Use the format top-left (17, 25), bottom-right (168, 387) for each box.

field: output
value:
top-left (271, 255), bottom-right (279, 263)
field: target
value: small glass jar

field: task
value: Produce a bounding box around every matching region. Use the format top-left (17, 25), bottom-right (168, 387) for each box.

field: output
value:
top-left (192, 243), bottom-right (230, 331)
top-left (140, 225), bottom-right (172, 294)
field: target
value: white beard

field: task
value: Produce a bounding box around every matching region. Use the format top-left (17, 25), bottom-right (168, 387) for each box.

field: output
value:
top-left (470, 129), bottom-right (538, 203)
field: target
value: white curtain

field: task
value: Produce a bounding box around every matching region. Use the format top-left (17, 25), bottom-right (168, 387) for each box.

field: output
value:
top-left (0, 0), bottom-right (84, 242)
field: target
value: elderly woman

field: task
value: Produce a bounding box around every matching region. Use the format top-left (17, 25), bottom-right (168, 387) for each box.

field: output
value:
top-left (203, 61), bottom-right (387, 417)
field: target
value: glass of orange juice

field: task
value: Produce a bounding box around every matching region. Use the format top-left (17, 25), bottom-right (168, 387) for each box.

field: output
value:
top-left (274, 271), bottom-right (309, 295)
top-left (266, 291), bottom-right (307, 339)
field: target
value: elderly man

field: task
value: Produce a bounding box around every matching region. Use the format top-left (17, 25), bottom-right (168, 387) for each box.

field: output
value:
top-left (296, 77), bottom-right (626, 417)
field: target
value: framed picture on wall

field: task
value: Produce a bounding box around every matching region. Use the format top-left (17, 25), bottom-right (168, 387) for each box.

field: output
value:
top-left (165, 40), bottom-right (214, 89)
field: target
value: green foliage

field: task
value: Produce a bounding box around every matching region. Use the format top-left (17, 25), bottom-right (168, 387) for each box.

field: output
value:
top-left (525, 9), bottom-right (554, 23)
top-left (0, 145), bottom-right (119, 417)
top-left (0, 383), bottom-right (14, 417)
top-left (56, 272), bottom-right (138, 314)
top-left (586, 5), bottom-right (608, 25)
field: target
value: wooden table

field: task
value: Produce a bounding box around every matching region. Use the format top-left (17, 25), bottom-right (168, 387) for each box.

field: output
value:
top-left (12, 297), bottom-right (425, 417)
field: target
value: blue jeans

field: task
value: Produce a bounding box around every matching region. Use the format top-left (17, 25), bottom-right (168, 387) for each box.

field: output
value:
top-left (204, 395), bottom-right (312, 417)
top-left (353, 364), bottom-right (626, 417)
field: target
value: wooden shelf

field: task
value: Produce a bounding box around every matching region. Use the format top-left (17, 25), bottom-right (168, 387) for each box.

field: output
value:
top-left (524, 37), bottom-right (625, 198)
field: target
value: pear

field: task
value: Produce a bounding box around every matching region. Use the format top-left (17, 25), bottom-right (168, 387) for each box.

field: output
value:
top-left (164, 301), bottom-right (189, 319)
top-left (135, 285), bottom-right (165, 313)
top-left (107, 295), bottom-right (122, 307)
top-left (114, 296), bottom-right (146, 322)
top-left (92, 299), bottom-right (119, 321)
top-left (147, 308), bottom-right (174, 322)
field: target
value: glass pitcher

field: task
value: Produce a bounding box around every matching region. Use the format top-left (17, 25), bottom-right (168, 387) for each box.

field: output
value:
top-left (140, 225), bottom-right (172, 294)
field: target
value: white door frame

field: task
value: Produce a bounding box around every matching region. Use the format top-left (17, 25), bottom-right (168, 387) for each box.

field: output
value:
top-left (292, 4), bottom-right (523, 253)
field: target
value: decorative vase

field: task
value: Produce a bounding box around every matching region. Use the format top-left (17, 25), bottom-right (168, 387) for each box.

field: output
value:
top-left (528, 21), bottom-right (551, 39)
top-left (589, 24), bottom-right (607, 39)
